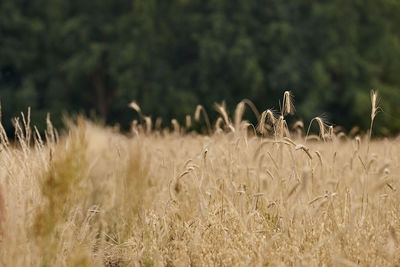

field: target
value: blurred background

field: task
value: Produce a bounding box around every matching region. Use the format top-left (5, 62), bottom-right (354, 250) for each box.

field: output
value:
top-left (1, 0), bottom-right (400, 135)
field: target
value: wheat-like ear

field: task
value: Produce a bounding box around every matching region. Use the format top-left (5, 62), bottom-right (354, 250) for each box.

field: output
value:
top-left (195, 105), bottom-right (202, 121)
top-left (194, 105), bottom-right (212, 134)
top-left (367, 90), bottom-right (380, 156)
top-left (282, 91), bottom-right (295, 116)
top-left (129, 101), bottom-right (145, 129)
top-left (129, 101), bottom-right (142, 115)
top-left (306, 117), bottom-right (326, 143)
top-left (276, 116), bottom-right (288, 139)
top-left (214, 103), bottom-right (234, 132)
top-left (266, 110), bottom-right (276, 125)
top-left (316, 117), bottom-right (326, 140)
top-left (234, 101), bottom-right (246, 131)
top-left (257, 111), bottom-right (267, 135)
top-left (370, 90), bottom-right (379, 121)
top-left (257, 110), bottom-right (277, 135)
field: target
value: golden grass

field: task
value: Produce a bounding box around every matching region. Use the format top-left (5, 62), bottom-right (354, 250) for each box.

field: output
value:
top-left (0, 93), bottom-right (399, 266)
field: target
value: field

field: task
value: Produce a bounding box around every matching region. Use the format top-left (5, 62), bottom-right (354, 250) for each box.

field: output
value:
top-left (0, 93), bottom-right (399, 266)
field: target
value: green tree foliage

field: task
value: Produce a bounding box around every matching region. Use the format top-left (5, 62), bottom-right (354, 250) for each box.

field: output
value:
top-left (1, 0), bottom-right (400, 134)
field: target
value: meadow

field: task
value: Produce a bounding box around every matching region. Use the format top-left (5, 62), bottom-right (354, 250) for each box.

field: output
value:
top-left (0, 92), bottom-right (399, 266)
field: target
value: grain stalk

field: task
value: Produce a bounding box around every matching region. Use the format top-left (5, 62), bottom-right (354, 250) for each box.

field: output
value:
top-left (366, 90), bottom-right (379, 157)
top-left (194, 105), bottom-right (212, 135)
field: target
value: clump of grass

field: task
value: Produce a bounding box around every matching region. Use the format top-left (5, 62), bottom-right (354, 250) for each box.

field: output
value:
top-left (32, 121), bottom-right (91, 265)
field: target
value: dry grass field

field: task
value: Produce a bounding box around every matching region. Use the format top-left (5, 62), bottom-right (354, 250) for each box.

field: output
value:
top-left (0, 92), bottom-right (399, 266)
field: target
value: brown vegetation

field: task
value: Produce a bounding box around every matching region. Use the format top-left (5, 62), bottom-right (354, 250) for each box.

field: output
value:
top-left (0, 93), bottom-right (399, 266)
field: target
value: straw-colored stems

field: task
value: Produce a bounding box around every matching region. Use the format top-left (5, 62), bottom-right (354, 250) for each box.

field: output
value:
top-left (195, 105), bottom-right (212, 135)
top-left (367, 90), bottom-right (379, 156)
top-left (215, 117), bottom-right (223, 133)
top-left (295, 144), bottom-right (313, 160)
top-left (129, 101), bottom-right (141, 114)
top-left (276, 116), bottom-right (289, 139)
top-left (214, 103), bottom-right (235, 132)
top-left (306, 117), bottom-right (326, 143)
top-left (257, 111), bottom-right (267, 135)
top-left (242, 98), bottom-right (261, 122)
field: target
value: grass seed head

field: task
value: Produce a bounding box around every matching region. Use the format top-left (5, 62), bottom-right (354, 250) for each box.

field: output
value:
top-left (315, 117), bottom-right (326, 138)
top-left (129, 101), bottom-right (141, 113)
top-left (370, 90), bottom-right (379, 121)
top-left (257, 111), bottom-right (267, 134)
top-left (282, 91), bottom-right (295, 115)
top-left (194, 105), bottom-right (202, 121)
top-left (266, 110), bottom-right (276, 125)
